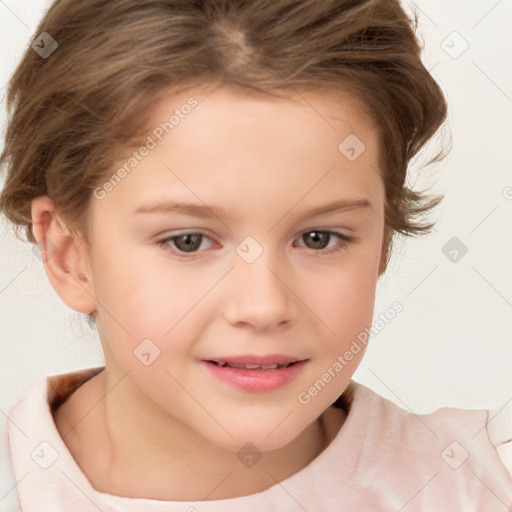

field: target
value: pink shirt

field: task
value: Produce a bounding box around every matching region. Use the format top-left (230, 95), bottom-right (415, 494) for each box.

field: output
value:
top-left (4, 367), bottom-right (512, 511)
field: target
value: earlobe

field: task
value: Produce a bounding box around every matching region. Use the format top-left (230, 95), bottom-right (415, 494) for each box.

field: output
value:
top-left (31, 196), bottom-right (97, 314)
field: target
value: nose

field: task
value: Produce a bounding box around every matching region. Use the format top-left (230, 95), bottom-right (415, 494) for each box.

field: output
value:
top-left (223, 252), bottom-right (298, 332)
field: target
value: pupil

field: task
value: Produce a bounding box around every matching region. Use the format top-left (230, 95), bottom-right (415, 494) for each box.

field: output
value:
top-left (177, 234), bottom-right (201, 252)
top-left (307, 231), bottom-right (328, 249)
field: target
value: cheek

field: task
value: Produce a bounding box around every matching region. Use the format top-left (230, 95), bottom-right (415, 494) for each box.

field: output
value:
top-left (306, 258), bottom-right (378, 329)
top-left (299, 261), bottom-right (378, 395)
top-left (299, 263), bottom-right (377, 405)
top-left (95, 253), bottom-right (217, 357)
top-left (108, 267), bottom-right (198, 336)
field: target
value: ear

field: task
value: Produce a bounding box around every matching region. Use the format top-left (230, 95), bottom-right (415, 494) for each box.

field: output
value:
top-left (31, 196), bottom-right (97, 314)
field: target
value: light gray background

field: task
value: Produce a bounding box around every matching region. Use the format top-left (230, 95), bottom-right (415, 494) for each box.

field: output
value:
top-left (1, 0), bottom-right (511, 448)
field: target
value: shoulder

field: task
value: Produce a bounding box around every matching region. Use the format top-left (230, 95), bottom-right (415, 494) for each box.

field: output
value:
top-left (343, 381), bottom-right (512, 508)
top-left (352, 380), bottom-right (508, 446)
top-left (350, 380), bottom-right (492, 445)
top-left (5, 367), bottom-right (104, 511)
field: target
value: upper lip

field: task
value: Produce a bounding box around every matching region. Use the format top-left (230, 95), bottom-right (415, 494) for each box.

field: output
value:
top-left (203, 354), bottom-right (307, 365)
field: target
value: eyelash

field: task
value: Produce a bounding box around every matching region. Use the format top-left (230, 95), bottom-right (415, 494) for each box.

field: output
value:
top-left (156, 230), bottom-right (353, 259)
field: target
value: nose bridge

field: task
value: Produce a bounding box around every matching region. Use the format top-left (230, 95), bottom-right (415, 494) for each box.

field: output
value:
top-left (224, 238), bottom-right (296, 330)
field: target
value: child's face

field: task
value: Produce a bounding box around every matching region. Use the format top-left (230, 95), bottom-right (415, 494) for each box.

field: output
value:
top-left (84, 84), bottom-right (386, 451)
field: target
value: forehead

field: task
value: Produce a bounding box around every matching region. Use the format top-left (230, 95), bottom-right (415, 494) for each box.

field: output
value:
top-left (151, 83), bottom-right (376, 139)
top-left (91, 84), bottom-right (383, 224)
top-left (141, 83), bottom-right (379, 173)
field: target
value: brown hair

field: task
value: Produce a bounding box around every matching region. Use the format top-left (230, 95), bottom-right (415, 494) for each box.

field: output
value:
top-left (0, 0), bottom-right (449, 268)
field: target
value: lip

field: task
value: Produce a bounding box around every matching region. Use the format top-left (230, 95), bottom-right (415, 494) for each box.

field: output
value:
top-left (204, 354), bottom-right (304, 365)
top-left (201, 356), bottom-right (308, 392)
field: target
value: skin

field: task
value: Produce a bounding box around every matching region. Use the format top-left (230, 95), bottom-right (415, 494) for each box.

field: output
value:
top-left (31, 84), bottom-right (388, 500)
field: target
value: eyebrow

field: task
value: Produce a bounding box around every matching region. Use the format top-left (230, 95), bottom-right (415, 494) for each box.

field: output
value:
top-left (132, 198), bottom-right (372, 221)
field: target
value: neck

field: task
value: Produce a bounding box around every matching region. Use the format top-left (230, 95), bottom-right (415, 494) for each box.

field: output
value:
top-left (55, 367), bottom-right (345, 501)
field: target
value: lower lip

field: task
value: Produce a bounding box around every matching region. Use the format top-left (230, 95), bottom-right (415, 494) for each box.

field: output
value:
top-left (202, 360), bottom-right (308, 392)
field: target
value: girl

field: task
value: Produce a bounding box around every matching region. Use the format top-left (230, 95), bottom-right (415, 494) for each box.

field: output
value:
top-left (1, 0), bottom-right (511, 510)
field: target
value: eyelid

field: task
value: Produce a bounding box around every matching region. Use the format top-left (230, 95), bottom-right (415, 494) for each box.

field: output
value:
top-left (157, 228), bottom-right (354, 258)
top-left (157, 230), bottom-right (217, 252)
top-left (156, 227), bottom-right (351, 243)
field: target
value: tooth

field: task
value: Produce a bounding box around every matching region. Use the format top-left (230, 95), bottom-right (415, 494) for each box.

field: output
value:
top-left (227, 362), bottom-right (246, 369)
top-left (216, 361), bottom-right (294, 369)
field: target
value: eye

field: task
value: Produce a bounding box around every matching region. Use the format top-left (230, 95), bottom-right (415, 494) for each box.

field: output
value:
top-left (157, 232), bottom-right (215, 255)
top-left (156, 229), bottom-right (353, 258)
top-left (295, 230), bottom-right (352, 256)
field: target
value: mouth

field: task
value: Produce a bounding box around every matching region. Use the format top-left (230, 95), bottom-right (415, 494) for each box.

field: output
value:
top-left (201, 355), bottom-right (308, 392)
top-left (203, 354), bottom-right (306, 370)
top-left (206, 360), bottom-right (299, 370)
